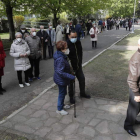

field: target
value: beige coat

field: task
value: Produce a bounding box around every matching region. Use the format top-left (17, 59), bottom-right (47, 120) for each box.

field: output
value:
top-left (89, 27), bottom-right (99, 41)
top-left (10, 39), bottom-right (31, 71)
top-left (56, 25), bottom-right (63, 42)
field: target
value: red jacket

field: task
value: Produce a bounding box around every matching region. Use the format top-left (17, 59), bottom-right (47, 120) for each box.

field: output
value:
top-left (0, 40), bottom-right (6, 68)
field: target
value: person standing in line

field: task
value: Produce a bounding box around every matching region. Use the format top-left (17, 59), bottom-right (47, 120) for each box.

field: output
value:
top-left (10, 32), bottom-right (31, 88)
top-left (37, 25), bottom-right (49, 60)
top-left (102, 20), bottom-right (105, 31)
top-left (124, 39), bottom-right (140, 136)
top-left (81, 21), bottom-right (86, 39)
top-left (64, 23), bottom-right (70, 41)
top-left (128, 19), bottom-right (132, 31)
top-left (46, 23), bottom-right (56, 58)
top-left (69, 21), bottom-right (75, 31)
top-left (25, 28), bottom-right (42, 81)
top-left (19, 25), bottom-right (30, 39)
top-left (125, 20), bottom-right (129, 31)
top-left (0, 36), bottom-right (6, 94)
top-left (107, 19), bottom-right (110, 31)
top-left (116, 19), bottom-right (120, 30)
top-left (98, 19), bottom-right (103, 33)
top-left (54, 41), bottom-right (75, 115)
top-left (56, 21), bottom-right (64, 43)
top-left (86, 20), bottom-right (91, 35)
top-left (67, 30), bottom-right (91, 104)
top-left (75, 21), bottom-right (83, 41)
top-left (89, 23), bottom-right (99, 49)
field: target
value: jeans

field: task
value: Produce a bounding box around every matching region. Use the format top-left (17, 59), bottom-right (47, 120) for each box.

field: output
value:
top-left (81, 30), bottom-right (84, 38)
top-left (57, 85), bottom-right (67, 111)
top-left (29, 58), bottom-right (40, 78)
top-left (124, 89), bottom-right (140, 129)
top-left (17, 70), bottom-right (29, 84)
top-left (69, 67), bottom-right (85, 99)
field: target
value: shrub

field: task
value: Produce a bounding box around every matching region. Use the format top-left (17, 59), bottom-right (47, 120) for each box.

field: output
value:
top-left (13, 15), bottom-right (25, 30)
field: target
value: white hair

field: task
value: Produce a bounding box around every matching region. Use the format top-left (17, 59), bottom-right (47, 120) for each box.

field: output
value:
top-left (40, 25), bottom-right (44, 28)
top-left (30, 28), bottom-right (36, 32)
top-left (15, 32), bottom-right (22, 37)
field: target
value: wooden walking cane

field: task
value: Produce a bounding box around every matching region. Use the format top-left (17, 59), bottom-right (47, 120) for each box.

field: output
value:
top-left (73, 79), bottom-right (76, 118)
top-left (41, 39), bottom-right (44, 59)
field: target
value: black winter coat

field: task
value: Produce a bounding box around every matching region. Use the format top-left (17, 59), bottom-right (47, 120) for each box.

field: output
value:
top-left (67, 39), bottom-right (83, 71)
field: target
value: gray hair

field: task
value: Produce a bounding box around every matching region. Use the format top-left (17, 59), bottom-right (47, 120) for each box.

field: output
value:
top-left (15, 32), bottom-right (22, 37)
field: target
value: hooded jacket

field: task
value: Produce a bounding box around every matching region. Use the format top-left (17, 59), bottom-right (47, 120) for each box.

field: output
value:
top-left (10, 39), bottom-right (31, 71)
top-left (67, 39), bottom-right (83, 71)
top-left (53, 51), bottom-right (75, 86)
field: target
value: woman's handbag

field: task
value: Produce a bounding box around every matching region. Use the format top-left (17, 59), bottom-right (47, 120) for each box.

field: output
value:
top-left (90, 27), bottom-right (95, 38)
top-left (90, 34), bottom-right (95, 38)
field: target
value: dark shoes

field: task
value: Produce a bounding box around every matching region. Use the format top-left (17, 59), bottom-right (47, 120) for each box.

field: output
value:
top-left (70, 98), bottom-right (75, 104)
top-left (80, 94), bottom-right (91, 99)
top-left (0, 91), bottom-right (3, 95)
top-left (135, 120), bottom-right (140, 125)
top-left (0, 84), bottom-right (6, 95)
top-left (124, 128), bottom-right (137, 136)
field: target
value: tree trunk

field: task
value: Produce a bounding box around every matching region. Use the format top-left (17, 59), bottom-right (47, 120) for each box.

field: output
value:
top-left (53, 13), bottom-right (58, 28)
top-left (5, 4), bottom-right (15, 40)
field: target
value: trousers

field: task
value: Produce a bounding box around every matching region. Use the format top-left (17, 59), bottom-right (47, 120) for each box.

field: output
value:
top-left (124, 89), bottom-right (140, 129)
top-left (17, 70), bottom-right (29, 84)
top-left (69, 67), bottom-right (85, 99)
top-left (92, 41), bottom-right (97, 48)
top-left (29, 58), bottom-right (40, 78)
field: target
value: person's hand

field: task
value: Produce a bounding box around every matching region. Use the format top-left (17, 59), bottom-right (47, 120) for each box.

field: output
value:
top-left (134, 96), bottom-right (140, 102)
top-left (24, 53), bottom-right (27, 57)
top-left (45, 39), bottom-right (48, 42)
top-left (20, 54), bottom-right (24, 57)
top-left (41, 37), bottom-right (43, 39)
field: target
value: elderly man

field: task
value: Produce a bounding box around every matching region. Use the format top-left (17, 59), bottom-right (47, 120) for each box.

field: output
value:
top-left (19, 25), bottom-right (30, 39)
top-left (46, 23), bottom-right (56, 58)
top-left (124, 40), bottom-right (140, 136)
top-left (37, 25), bottom-right (49, 60)
top-left (25, 28), bottom-right (42, 81)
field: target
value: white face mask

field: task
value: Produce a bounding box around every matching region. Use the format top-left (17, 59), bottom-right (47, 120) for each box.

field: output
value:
top-left (32, 32), bottom-right (36, 36)
top-left (21, 30), bottom-right (25, 33)
top-left (49, 26), bottom-right (52, 29)
top-left (17, 38), bottom-right (22, 42)
top-left (64, 48), bottom-right (70, 55)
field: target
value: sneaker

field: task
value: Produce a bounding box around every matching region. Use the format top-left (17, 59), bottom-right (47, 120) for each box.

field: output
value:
top-left (37, 77), bottom-right (41, 80)
top-left (25, 83), bottom-right (30, 86)
top-left (64, 105), bottom-right (71, 109)
top-left (29, 78), bottom-right (33, 82)
top-left (56, 110), bottom-right (68, 115)
top-left (19, 84), bottom-right (24, 88)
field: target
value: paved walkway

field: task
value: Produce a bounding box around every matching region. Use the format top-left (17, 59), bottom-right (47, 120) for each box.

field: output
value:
top-left (0, 27), bottom-right (140, 139)
top-left (0, 84), bottom-right (139, 140)
top-left (0, 27), bottom-right (132, 120)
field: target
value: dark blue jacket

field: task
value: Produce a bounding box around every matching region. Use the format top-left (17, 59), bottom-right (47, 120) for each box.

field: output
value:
top-left (53, 51), bottom-right (75, 86)
top-left (75, 24), bottom-right (82, 41)
top-left (98, 20), bottom-right (103, 26)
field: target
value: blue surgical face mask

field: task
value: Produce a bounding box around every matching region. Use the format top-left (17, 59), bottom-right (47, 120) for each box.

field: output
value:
top-left (70, 38), bottom-right (77, 43)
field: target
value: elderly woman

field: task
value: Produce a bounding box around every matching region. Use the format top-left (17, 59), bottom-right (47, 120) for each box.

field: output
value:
top-left (10, 32), bottom-right (31, 88)
top-left (0, 36), bottom-right (6, 95)
top-left (89, 23), bottom-right (99, 49)
top-left (56, 21), bottom-right (64, 43)
top-left (54, 41), bottom-right (75, 115)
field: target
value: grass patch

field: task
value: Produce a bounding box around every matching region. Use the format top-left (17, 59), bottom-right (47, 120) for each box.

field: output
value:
top-left (84, 49), bottom-right (135, 101)
top-left (116, 29), bottom-right (140, 46)
top-left (0, 131), bottom-right (29, 140)
top-left (0, 33), bottom-right (9, 39)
